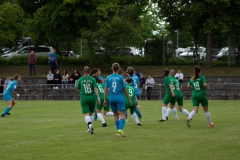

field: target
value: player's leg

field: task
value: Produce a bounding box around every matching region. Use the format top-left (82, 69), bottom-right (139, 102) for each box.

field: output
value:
top-left (135, 95), bottom-right (143, 121)
top-left (130, 107), bottom-right (141, 126)
top-left (201, 97), bottom-right (214, 127)
top-left (117, 95), bottom-right (126, 137)
top-left (1, 96), bottom-right (13, 117)
top-left (109, 96), bottom-right (119, 130)
top-left (159, 95), bottom-right (170, 122)
top-left (7, 100), bottom-right (15, 115)
top-left (186, 96), bottom-right (199, 128)
top-left (81, 98), bottom-right (93, 134)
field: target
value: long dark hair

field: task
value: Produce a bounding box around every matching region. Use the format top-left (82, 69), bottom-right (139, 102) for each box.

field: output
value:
top-left (83, 66), bottom-right (91, 87)
top-left (92, 74), bottom-right (102, 83)
top-left (163, 68), bottom-right (170, 77)
top-left (193, 65), bottom-right (201, 80)
top-left (126, 67), bottom-right (134, 76)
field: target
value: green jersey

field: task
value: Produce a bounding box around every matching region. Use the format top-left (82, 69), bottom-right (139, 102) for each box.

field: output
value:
top-left (164, 75), bottom-right (175, 95)
top-left (124, 84), bottom-right (137, 107)
top-left (173, 77), bottom-right (182, 95)
top-left (77, 75), bottom-right (97, 96)
top-left (96, 83), bottom-right (104, 100)
top-left (188, 75), bottom-right (206, 93)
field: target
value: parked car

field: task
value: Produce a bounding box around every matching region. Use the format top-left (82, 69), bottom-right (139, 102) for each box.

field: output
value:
top-left (1, 45), bottom-right (52, 58)
top-left (211, 48), bottom-right (221, 61)
top-left (179, 46), bottom-right (206, 61)
top-left (113, 47), bottom-right (135, 56)
top-left (175, 47), bottom-right (186, 57)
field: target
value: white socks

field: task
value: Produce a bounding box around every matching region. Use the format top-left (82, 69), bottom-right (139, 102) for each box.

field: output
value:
top-left (182, 109), bottom-right (190, 116)
top-left (131, 113), bottom-right (140, 124)
top-left (172, 108), bottom-right (179, 120)
top-left (166, 108), bottom-right (171, 117)
top-left (188, 111), bottom-right (196, 119)
top-left (106, 112), bottom-right (114, 116)
top-left (97, 113), bottom-right (105, 123)
top-left (205, 112), bottom-right (211, 124)
top-left (162, 106), bottom-right (166, 118)
top-left (85, 116), bottom-right (92, 128)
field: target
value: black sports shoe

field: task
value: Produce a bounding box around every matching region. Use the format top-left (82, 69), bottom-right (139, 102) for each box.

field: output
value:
top-left (6, 112), bottom-right (11, 115)
top-left (158, 118), bottom-right (166, 122)
top-left (102, 123), bottom-right (107, 127)
top-left (166, 116), bottom-right (168, 120)
top-left (1, 114), bottom-right (5, 117)
top-left (137, 123), bottom-right (142, 126)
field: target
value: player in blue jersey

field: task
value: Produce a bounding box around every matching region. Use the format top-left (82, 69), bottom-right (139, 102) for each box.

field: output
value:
top-left (125, 67), bottom-right (143, 121)
top-left (104, 63), bottom-right (132, 137)
top-left (1, 74), bottom-right (21, 117)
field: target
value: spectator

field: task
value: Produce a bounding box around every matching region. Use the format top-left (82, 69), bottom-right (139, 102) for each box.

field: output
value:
top-left (174, 70), bottom-right (184, 84)
top-left (135, 69), bottom-right (141, 79)
top-left (69, 69), bottom-right (81, 89)
top-left (145, 75), bottom-right (155, 100)
top-left (48, 49), bottom-right (57, 74)
top-left (0, 78), bottom-right (4, 95)
top-left (62, 70), bottom-right (69, 89)
top-left (4, 77), bottom-right (11, 91)
top-left (29, 51), bottom-right (36, 77)
top-left (139, 74), bottom-right (146, 100)
top-left (47, 71), bottom-right (54, 89)
top-left (53, 70), bottom-right (61, 89)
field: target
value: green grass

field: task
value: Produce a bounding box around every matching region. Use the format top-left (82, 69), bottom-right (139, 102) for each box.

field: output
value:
top-left (0, 100), bottom-right (239, 160)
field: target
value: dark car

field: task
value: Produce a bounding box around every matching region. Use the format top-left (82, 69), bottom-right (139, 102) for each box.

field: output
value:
top-left (113, 48), bottom-right (134, 56)
top-left (211, 49), bottom-right (221, 61)
top-left (60, 51), bottom-right (74, 57)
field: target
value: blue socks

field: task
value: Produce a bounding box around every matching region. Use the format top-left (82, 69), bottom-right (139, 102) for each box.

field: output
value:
top-left (134, 108), bottom-right (142, 119)
top-left (94, 110), bottom-right (98, 121)
top-left (3, 107), bottom-right (11, 115)
top-left (119, 119), bottom-right (125, 130)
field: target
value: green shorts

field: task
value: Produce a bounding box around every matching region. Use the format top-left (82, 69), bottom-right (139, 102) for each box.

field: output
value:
top-left (191, 92), bottom-right (208, 107)
top-left (80, 96), bottom-right (96, 114)
top-left (174, 92), bottom-right (183, 106)
top-left (163, 94), bottom-right (175, 105)
top-left (125, 100), bottom-right (136, 114)
top-left (96, 96), bottom-right (110, 111)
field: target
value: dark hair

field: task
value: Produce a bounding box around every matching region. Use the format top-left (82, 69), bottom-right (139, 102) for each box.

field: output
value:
top-left (163, 68), bottom-right (169, 77)
top-left (126, 67), bottom-right (134, 76)
top-left (125, 77), bottom-right (132, 83)
top-left (63, 70), bottom-right (67, 76)
top-left (92, 74), bottom-right (102, 83)
top-left (91, 68), bottom-right (100, 76)
top-left (9, 74), bottom-right (20, 81)
top-left (193, 65), bottom-right (201, 80)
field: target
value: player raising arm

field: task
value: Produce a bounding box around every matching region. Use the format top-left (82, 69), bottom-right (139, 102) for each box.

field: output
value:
top-left (104, 63), bottom-right (132, 137)
top-left (186, 65), bottom-right (214, 128)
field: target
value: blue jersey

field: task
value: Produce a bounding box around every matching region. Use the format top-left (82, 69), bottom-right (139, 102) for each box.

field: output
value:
top-left (130, 74), bottom-right (140, 95)
top-left (4, 80), bottom-right (17, 95)
top-left (105, 74), bottom-right (126, 95)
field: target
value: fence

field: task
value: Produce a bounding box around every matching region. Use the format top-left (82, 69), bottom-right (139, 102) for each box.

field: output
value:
top-left (1, 82), bottom-right (240, 101)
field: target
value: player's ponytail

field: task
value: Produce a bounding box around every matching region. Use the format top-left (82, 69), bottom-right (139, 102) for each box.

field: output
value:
top-left (193, 65), bottom-right (201, 80)
top-left (126, 67), bottom-right (134, 76)
top-left (83, 66), bottom-right (91, 87)
top-left (9, 74), bottom-right (20, 81)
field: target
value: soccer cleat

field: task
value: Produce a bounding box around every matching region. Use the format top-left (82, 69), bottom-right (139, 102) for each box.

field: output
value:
top-left (116, 133), bottom-right (121, 136)
top-left (6, 112), bottom-right (11, 115)
top-left (125, 119), bottom-right (128, 123)
top-left (102, 123), bottom-right (107, 127)
top-left (166, 116), bottom-right (168, 120)
top-left (1, 114), bottom-right (5, 117)
top-left (117, 129), bottom-right (126, 137)
top-left (88, 126), bottom-right (94, 134)
top-left (158, 118), bottom-right (166, 122)
top-left (186, 118), bottom-right (191, 128)
top-left (209, 123), bottom-right (214, 128)
top-left (175, 118), bottom-right (179, 121)
top-left (137, 123), bottom-right (142, 126)
top-left (140, 118), bottom-right (144, 122)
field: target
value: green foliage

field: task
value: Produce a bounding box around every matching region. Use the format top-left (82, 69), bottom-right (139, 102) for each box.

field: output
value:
top-left (0, 2), bottom-right (24, 48)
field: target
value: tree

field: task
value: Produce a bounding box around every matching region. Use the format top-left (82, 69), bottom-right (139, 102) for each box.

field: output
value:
top-left (0, 2), bottom-right (24, 48)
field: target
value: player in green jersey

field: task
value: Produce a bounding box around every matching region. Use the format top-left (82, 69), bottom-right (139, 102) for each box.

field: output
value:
top-left (124, 77), bottom-right (142, 126)
top-left (159, 68), bottom-right (176, 122)
top-left (165, 69), bottom-right (189, 120)
top-left (76, 66), bottom-right (100, 134)
top-left (186, 65), bottom-right (214, 128)
top-left (92, 74), bottom-right (114, 127)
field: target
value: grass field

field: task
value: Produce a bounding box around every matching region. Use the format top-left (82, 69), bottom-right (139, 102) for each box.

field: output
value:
top-left (0, 100), bottom-right (239, 160)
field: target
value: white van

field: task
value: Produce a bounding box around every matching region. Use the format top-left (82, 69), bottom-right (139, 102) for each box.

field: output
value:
top-left (1, 45), bottom-right (52, 58)
top-left (179, 46), bottom-right (206, 61)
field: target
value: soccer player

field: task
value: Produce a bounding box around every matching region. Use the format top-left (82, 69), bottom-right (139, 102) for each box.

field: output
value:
top-left (186, 65), bottom-right (214, 128)
top-left (125, 67), bottom-right (143, 121)
top-left (92, 74), bottom-right (114, 127)
top-left (1, 74), bottom-right (21, 117)
top-left (104, 62), bottom-right (132, 137)
top-left (76, 66), bottom-right (100, 134)
top-left (158, 68), bottom-right (176, 122)
top-left (165, 69), bottom-right (189, 120)
top-left (124, 77), bottom-right (142, 126)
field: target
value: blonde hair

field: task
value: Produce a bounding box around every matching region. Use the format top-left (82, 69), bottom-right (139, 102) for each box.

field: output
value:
top-left (83, 66), bottom-right (91, 87)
